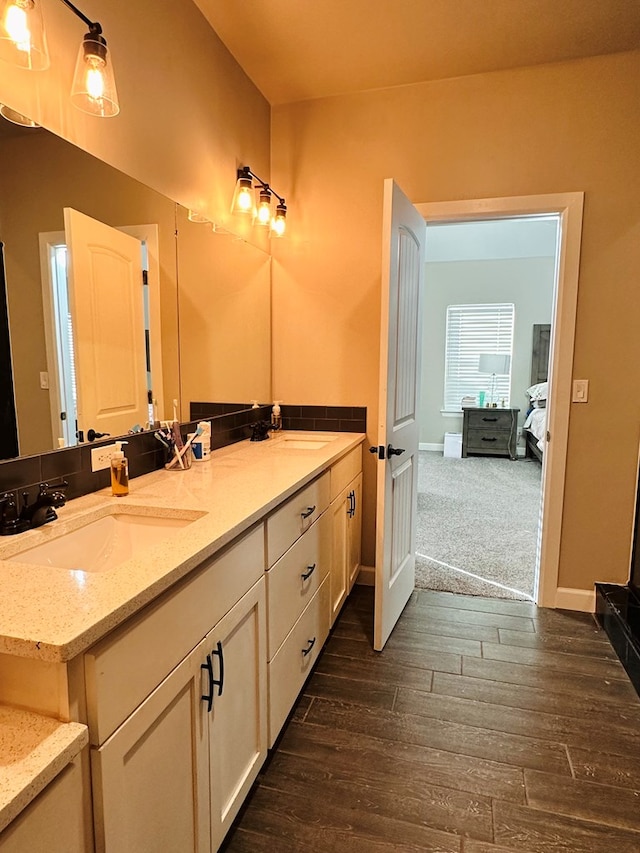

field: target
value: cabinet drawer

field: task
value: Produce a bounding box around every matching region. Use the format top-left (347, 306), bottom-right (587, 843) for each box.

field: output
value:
top-left (465, 433), bottom-right (512, 455)
top-left (85, 524), bottom-right (264, 746)
top-left (330, 445), bottom-right (362, 501)
top-left (466, 409), bottom-right (514, 430)
top-left (268, 576), bottom-right (330, 746)
top-left (266, 511), bottom-right (331, 660)
top-left (267, 472), bottom-right (330, 567)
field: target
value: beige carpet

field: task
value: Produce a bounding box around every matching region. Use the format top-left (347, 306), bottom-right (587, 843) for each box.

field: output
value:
top-left (415, 450), bottom-right (542, 600)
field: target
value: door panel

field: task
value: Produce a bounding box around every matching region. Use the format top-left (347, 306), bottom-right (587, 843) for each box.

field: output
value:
top-left (374, 180), bottom-right (425, 651)
top-left (64, 207), bottom-right (147, 439)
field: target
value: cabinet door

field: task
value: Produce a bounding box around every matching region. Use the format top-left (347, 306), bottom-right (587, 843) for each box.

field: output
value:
top-left (206, 577), bottom-right (267, 851)
top-left (330, 487), bottom-right (349, 625)
top-left (347, 473), bottom-right (363, 590)
top-left (92, 638), bottom-right (210, 853)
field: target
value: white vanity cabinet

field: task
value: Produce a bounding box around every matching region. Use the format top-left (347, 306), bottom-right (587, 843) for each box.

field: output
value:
top-left (86, 527), bottom-right (267, 853)
top-left (0, 751), bottom-right (93, 853)
top-left (265, 472), bottom-right (332, 745)
top-left (329, 447), bottom-right (363, 625)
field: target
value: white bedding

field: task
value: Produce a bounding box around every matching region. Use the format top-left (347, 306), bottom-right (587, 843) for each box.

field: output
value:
top-left (523, 407), bottom-right (546, 452)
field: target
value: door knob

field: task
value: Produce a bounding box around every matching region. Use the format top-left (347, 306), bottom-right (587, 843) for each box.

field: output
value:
top-left (387, 444), bottom-right (405, 457)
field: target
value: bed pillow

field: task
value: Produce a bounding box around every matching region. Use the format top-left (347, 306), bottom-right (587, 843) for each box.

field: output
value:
top-left (526, 381), bottom-right (548, 401)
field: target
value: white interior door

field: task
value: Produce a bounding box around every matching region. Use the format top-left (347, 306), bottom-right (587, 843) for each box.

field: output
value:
top-left (374, 180), bottom-right (425, 651)
top-left (64, 207), bottom-right (147, 441)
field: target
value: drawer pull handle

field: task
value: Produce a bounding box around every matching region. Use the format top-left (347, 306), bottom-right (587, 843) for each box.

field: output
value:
top-left (301, 563), bottom-right (316, 581)
top-left (302, 637), bottom-right (316, 657)
top-left (212, 640), bottom-right (224, 697)
top-left (301, 505), bottom-right (316, 519)
top-left (481, 437), bottom-right (498, 442)
top-left (482, 417), bottom-right (498, 422)
top-left (201, 654), bottom-right (214, 712)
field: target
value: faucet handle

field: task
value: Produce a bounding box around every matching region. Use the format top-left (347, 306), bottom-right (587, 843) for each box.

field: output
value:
top-left (0, 492), bottom-right (28, 536)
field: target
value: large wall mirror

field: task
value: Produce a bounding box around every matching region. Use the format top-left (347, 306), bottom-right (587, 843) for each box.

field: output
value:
top-left (0, 118), bottom-right (272, 460)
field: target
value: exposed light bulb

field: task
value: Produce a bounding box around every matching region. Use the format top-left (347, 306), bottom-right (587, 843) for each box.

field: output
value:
top-left (85, 59), bottom-right (105, 101)
top-left (5, 2), bottom-right (30, 53)
top-left (237, 185), bottom-right (253, 212)
top-left (272, 203), bottom-right (287, 237)
top-left (256, 188), bottom-right (271, 225)
top-left (0, 0), bottom-right (49, 70)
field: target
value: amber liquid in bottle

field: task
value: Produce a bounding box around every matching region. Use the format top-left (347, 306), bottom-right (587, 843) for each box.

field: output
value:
top-left (111, 459), bottom-right (129, 496)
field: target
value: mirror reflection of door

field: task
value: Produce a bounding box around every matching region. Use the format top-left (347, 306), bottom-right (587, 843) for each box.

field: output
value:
top-left (39, 209), bottom-right (150, 446)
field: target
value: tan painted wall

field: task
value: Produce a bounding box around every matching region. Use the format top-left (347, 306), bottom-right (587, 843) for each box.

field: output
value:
top-left (271, 51), bottom-right (640, 589)
top-left (0, 0), bottom-right (270, 236)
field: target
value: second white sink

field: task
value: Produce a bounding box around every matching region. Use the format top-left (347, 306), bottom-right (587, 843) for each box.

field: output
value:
top-left (8, 510), bottom-right (201, 573)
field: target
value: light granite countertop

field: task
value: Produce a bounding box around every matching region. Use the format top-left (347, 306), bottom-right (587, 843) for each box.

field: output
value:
top-left (0, 706), bottom-right (87, 833)
top-left (0, 431), bottom-right (364, 663)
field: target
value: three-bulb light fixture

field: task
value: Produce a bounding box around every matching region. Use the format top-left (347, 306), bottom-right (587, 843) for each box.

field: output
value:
top-left (0, 0), bottom-right (119, 118)
top-left (232, 166), bottom-right (287, 237)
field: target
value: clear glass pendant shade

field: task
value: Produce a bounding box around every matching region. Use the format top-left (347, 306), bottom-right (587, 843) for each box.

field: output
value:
top-left (0, 0), bottom-right (49, 70)
top-left (71, 32), bottom-right (119, 117)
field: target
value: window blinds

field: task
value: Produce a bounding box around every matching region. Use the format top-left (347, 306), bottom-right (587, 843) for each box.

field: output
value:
top-left (444, 303), bottom-right (515, 410)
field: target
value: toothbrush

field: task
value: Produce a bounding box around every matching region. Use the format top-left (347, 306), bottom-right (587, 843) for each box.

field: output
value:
top-left (166, 425), bottom-right (203, 469)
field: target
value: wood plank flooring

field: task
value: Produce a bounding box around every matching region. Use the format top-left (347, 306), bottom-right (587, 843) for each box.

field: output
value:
top-left (221, 586), bottom-right (640, 853)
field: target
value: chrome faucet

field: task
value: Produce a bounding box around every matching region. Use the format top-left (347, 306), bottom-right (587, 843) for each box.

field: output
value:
top-left (18, 482), bottom-right (68, 530)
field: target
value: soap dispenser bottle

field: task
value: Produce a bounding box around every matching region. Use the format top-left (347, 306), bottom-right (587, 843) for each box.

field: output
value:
top-left (271, 401), bottom-right (282, 430)
top-left (110, 441), bottom-right (129, 497)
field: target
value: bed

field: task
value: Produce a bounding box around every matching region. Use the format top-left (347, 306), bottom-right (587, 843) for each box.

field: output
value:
top-left (523, 324), bottom-right (550, 462)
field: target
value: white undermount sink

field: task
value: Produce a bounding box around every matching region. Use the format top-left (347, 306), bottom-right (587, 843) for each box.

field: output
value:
top-left (7, 509), bottom-right (202, 573)
top-left (278, 433), bottom-right (338, 450)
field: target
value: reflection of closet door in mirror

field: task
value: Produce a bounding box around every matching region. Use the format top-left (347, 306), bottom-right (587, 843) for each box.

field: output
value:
top-left (0, 243), bottom-right (18, 460)
top-left (64, 208), bottom-right (149, 441)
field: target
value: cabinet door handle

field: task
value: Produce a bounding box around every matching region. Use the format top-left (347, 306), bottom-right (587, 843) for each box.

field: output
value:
top-left (481, 437), bottom-right (498, 442)
top-left (301, 563), bottom-right (316, 581)
top-left (301, 505), bottom-right (316, 519)
top-left (201, 654), bottom-right (214, 712)
top-left (302, 637), bottom-right (316, 657)
top-left (211, 640), bottom-right (224, 697)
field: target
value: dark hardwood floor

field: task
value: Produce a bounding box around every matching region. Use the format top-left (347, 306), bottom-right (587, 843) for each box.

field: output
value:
top-left (222, 585), bottom-right (640, 852)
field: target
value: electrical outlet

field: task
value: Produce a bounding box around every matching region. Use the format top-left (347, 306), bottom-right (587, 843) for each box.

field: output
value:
top-left (91, 443), bottom-right (118, 472)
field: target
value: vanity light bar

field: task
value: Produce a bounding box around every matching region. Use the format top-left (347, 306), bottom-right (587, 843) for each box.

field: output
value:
top-left (233, 166), bottom-right (287, 236)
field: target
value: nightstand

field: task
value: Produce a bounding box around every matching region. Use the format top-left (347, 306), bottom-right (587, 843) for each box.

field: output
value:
top-left (462, 407), bottom-right (520, 460)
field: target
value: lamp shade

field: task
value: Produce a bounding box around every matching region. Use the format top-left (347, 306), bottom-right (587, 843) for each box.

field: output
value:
top-left (0, 0), bottom-right (49, 70)
top-left (71, 32), bottom-right (119, 117)
top-left (478, 354), bottom-right (511, 375)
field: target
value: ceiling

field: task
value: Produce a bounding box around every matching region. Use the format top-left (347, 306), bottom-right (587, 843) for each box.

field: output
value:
top-left (194, 0), bottom-right (640, 105)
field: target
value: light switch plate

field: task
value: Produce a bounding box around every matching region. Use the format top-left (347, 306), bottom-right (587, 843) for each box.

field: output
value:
top-left (572, 379), bottom-right (589, 403)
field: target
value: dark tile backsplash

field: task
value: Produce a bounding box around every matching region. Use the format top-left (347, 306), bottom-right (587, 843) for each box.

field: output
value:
top-left (0, 403), bottom-right (366, 510)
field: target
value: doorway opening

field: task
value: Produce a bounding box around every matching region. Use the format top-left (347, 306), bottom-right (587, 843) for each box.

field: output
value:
top-left (416, 215), bottom-right (558, 601)
top-left (414, 193), bottom-right (583, 609)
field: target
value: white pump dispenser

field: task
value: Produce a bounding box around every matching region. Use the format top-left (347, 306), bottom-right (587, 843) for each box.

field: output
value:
top-left (271, 401), bottom-right (283, 430)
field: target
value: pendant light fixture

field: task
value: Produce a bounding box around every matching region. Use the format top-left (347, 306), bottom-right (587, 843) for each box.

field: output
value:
top-left (62, 0), bottom-right (119, 117)
top-left (0, 0), bottom-right (119, 117)
top-left (232, 166), bottom-right (287, 236)
top-left (0, 0), bottom-right (49, 70)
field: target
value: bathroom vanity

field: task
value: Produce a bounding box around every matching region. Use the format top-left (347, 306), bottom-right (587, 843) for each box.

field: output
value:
top-left (0, 431), bottom-right (364, 852)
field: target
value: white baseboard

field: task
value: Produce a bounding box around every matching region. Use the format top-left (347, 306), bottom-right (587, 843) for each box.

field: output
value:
top-left (554, 586), bottom-right (596, 612)
top-left (355, 565), bottom-right (375, 586)
top-left (419, 443), bottom-right (443, 452)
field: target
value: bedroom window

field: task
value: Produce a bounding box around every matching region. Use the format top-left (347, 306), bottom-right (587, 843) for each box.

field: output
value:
top-left (444, 303), bottom-right (515, 411)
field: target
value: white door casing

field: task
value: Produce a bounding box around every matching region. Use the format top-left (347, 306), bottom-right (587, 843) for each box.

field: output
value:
top-left (374, 180), bottom-right (426, 650)
top-left (64, 207), bottom-right (148, 441)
